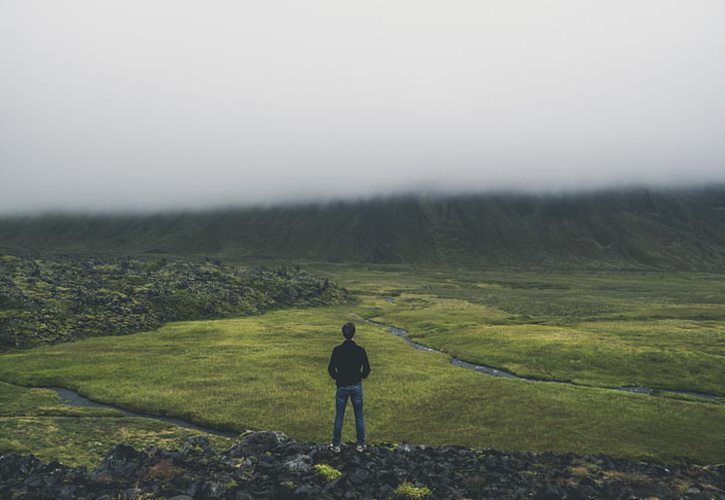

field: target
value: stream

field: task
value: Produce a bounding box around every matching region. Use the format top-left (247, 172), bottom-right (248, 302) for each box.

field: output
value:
top-left (25, 316), bottom-right (722, 435)
top-left (43, 386), bottom-right (238, 437)
top-left (366, 319), bottom-right (724, 404)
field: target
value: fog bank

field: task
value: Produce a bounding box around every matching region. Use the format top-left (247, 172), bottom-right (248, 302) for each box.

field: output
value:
top-left (2, 1), bottom-right (724, 213)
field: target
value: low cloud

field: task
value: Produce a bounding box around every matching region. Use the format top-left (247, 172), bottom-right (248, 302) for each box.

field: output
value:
top-left (1, 1), bottom-right (724, 213)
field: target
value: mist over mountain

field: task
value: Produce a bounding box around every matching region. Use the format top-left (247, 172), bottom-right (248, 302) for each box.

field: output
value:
top-left (2, 2), bottom-right (725, 213)
top-left (2, 188), bottom-right (725, 270)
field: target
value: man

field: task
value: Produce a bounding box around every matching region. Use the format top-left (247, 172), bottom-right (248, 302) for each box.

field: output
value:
top-left (327, 322), bottom-right (371, 452)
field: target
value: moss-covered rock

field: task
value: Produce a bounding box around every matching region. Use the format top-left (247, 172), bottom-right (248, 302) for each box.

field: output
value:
top-left (0, 255), bottom-right (350, 348)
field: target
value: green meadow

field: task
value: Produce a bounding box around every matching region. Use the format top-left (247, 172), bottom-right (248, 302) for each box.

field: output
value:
top-left (1, 265), bottom-right (724, 465)
top-left (0, 381), bottom-right (234, 466)
top-left (316, 265), bottom-right (725, 395)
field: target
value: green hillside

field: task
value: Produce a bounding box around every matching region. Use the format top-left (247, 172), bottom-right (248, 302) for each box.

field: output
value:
top-left (2, 188), bottom-right (725, 269)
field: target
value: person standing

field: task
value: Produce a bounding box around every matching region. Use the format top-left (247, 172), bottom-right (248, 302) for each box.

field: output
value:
top-left (327, 322), bottom-right (371, 452)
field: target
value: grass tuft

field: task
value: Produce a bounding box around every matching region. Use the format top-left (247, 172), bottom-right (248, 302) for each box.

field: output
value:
top-left (394, 481), bottom-right (432, 498)
top-left (314, 463), bottom-right (342, 481)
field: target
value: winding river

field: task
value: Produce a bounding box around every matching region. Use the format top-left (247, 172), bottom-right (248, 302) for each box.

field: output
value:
top-left (366, 318), bottom-right (723, 404)
top-left (24, 313), bottom-right (721, 436)
top-left (44, 386), bottom-right (238, 437)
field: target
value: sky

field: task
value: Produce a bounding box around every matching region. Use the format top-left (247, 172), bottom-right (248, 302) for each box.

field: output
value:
top-left (1, 1), bottom-right (724, 213)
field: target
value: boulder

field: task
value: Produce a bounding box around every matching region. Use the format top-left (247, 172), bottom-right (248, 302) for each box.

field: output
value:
top-left (91, 444), bottom-right (144, 482)
top-left (284, 454), bottom-right (313, 473)
top-left (181, 436), bottom-right (214, 457)
top-left (225, 431), bottom-right (291, 457)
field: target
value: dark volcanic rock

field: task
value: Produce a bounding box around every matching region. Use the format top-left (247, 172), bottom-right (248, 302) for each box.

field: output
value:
top-left (182, 436), bottom-right (214, 457)
top-left (1, 432), bottom-right (723, 499)
top-left (0, 256), bottom-right (351, 348)
top-left (225, 431), bottom-right (291, 457)
top-left (91, 444), bottom-right (144, 482)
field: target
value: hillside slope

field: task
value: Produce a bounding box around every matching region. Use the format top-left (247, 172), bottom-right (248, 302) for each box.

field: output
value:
top-left (2, 188), bottom-right (725, 269)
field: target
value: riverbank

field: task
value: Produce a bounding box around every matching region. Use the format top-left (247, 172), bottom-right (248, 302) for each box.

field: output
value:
top-left (366, 319), bottom-right (725, 404)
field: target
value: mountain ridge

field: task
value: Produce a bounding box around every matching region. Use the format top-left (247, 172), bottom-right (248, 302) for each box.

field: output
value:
top-left (2, 187), bottom-right (725, 270)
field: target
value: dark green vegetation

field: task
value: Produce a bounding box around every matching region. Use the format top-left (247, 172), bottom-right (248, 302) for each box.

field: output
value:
top-left (0, 381), bottom-right (233, 466)
top-left (3, 187), bottom-right (725, 269)
top-left (0, 255), bottom-right (349, 348)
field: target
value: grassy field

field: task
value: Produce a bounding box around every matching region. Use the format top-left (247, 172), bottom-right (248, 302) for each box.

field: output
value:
top-left (0, 381), bottom-right (234, 466)
top-left (0, 301), bottom-right (723, 464)
top-left (1, 266), bottom-right (724, 465)
top-left (315, 265), bottom-right (725, 395)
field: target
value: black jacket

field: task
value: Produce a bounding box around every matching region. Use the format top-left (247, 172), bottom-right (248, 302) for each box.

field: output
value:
top-left (328, 339), bottom-right (371, 387)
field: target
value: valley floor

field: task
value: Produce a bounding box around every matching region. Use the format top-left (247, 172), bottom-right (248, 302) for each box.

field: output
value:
top-left (1, 265), bottom-right (724, 466)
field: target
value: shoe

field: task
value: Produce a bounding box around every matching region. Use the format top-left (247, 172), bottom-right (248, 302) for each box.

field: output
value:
top-left (356, 444), bottom-right (367, 452)
top-left (329, 443), bottom-right (341, 453)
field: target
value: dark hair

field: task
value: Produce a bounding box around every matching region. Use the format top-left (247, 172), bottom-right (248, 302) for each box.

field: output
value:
top-left (342, 322), bottom-right (356, 340)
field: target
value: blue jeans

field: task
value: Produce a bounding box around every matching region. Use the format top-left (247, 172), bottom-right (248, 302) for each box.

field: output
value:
top-left (332, 383), bottom-right (364, 446)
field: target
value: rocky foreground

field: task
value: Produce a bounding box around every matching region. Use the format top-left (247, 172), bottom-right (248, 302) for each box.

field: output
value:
top-left (1, 432), bottom-right (723, 499)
